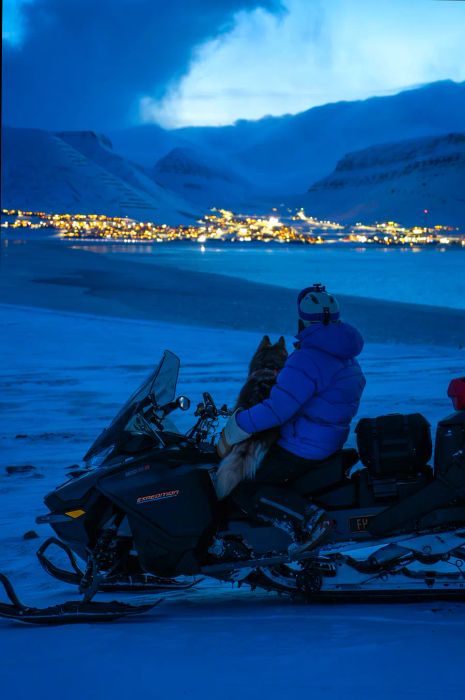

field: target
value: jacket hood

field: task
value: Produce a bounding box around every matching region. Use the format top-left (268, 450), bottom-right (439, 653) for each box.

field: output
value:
top-left (296, 322), bottom-right (364, 359)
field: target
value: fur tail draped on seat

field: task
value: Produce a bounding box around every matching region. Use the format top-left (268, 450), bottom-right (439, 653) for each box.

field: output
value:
top-left (215, 439), bottom-right (270, 500)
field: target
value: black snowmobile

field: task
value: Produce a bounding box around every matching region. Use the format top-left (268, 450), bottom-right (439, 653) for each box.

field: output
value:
top-left (2, 350), bottom-right (465, 624)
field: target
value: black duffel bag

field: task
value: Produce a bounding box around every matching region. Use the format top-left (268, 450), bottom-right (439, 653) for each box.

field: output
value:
top-left (355, 413), bottom-right (432, 477)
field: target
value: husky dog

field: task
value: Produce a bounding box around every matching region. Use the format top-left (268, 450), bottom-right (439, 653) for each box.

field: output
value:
top-left (215, 335), bottom-right (288, 499)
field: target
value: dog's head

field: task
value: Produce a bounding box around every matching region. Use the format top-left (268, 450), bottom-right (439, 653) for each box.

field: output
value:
top-left (248, 335), bottom-right (288, 376)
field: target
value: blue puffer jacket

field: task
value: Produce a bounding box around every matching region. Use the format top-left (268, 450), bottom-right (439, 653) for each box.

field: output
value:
top-left (236, 323), bottom-right (366, 460)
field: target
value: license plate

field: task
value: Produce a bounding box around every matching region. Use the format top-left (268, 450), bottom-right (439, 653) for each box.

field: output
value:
top-left (349, 515), bottom-right (374, 532)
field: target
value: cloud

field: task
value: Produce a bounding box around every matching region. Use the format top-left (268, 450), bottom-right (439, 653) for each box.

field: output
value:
top-left (2, 0), bottom-right (35, 45)
top-left (2, 0), bottom-right (283, 130)
top-left (146, 0), bottom-right (465, 127)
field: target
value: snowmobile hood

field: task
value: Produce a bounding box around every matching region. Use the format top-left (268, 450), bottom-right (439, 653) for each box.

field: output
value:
top-left (296, 322), bottom-right (364, 359)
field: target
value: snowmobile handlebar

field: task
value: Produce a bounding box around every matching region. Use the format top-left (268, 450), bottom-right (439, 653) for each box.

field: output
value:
top-left (194, 392), bottom-right (230, 419)
top-left (158, 395), bottom-right (191, 418)
top-left (187, 393), bottom-right (230, 444)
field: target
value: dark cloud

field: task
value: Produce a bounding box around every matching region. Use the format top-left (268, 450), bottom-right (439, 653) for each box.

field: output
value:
top-left (2, 0), bottom-right (283, 130)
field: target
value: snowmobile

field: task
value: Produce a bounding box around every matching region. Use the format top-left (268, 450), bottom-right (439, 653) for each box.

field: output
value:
top-left (2, 350), bottom-right (465, 625)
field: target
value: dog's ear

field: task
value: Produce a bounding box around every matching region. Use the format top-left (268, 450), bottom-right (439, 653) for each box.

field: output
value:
top-left (257, 335), bottom-right (271, 350)
top-left (277, 336), bottom-right (286, 349)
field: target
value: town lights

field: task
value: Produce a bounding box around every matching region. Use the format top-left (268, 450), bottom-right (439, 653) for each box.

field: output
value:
top-left (0, 209), bottom-right (463, 246)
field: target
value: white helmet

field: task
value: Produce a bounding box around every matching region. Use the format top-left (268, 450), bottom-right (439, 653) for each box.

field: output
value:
top-left (297, 283), bottom-right (340, 327)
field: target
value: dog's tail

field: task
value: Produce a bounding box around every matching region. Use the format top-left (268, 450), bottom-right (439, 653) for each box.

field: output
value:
top-left (215, 439), bottom-right (269, 500)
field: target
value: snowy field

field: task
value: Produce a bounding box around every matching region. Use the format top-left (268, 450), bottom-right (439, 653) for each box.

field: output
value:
top-left (1, 303), bottom-right (465, 700)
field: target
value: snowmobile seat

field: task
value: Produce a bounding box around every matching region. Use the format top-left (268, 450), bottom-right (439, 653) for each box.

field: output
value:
top-left (292, 448), bottom-right (359, 496)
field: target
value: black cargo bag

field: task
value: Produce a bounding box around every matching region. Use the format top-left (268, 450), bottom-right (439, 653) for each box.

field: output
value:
top-left (355, 413), bottom-right (432, 477)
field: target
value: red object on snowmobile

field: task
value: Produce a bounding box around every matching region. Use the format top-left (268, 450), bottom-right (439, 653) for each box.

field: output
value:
top-left (448, 377), bottom-right (465, 410)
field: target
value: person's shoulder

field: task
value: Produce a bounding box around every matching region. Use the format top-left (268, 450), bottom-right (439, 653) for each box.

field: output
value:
top-left (285, 347), bottom-right (322, 378)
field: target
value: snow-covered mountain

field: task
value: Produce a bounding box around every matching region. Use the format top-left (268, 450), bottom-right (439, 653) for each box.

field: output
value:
top-left (153, 147), bottom-right (255, 208)
top-left (110, 123), bottom-right (189, 168)
top-left (1, 127), bottom-right (198, 223)
top-left (4, 81), bottom-right (465, 224)
top-left (112, 80), bottom-right (465, 195)
top-left (301, 132), bottom-right (465, 226)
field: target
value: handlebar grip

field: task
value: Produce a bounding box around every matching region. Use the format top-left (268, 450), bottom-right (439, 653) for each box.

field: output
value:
top-left (203, 392), bottom-right (215, 406)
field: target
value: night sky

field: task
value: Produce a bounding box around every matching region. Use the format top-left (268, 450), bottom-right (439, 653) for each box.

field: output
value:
top-left (3, 0), bottom-right (465, 131)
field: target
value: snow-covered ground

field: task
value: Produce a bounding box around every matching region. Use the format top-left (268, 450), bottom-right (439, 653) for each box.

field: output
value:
top-left (1, 304), bottom-right (465, 699)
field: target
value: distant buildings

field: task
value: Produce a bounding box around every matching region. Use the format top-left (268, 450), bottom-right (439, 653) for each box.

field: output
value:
top-left (1, 208), bottom-right (464, 247)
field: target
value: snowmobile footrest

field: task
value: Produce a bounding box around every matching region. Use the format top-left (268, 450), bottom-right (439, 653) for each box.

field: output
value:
top-left (0, 572), bottom-right (159, 625)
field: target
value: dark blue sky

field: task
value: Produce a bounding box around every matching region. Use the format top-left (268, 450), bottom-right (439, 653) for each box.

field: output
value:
top-left (3, 0), bottom-right (465, 131)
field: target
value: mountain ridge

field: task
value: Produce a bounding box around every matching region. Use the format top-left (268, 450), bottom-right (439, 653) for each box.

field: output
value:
top-left (1, 127), bottom-right (198, 223)
top-left (111, 79), bottom-right (465, 193)
top-left (3, 81), bottom-right (465, 225)
top-left (301, 131), bottom-right (465, 226)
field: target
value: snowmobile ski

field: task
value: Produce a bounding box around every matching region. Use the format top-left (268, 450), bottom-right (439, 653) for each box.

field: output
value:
top-left (37, 537), bottom-right (202, 593)
top-left (0, 573), bottom-right (160, 625)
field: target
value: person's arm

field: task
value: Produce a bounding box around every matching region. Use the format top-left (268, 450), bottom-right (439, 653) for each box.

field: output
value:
top-left (236, 353), bottom-right (318, 434)
top-left (217, 409), bottom-right (251, 457)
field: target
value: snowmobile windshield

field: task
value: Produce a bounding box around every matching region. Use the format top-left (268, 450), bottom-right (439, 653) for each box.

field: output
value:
top-left (84, 350), bottom-right (180, 464)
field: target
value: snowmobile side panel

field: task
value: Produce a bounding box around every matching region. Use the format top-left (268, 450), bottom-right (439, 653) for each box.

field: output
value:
top-left (434, 411), bottom-right (465, 473)
top-left (313, 481), bottom-right (359, 509)
top-left (226, 521), bottom-right (292, 554)
top-left (45, 470), bottom-right (102, 507)
top-left (308, 467), bottom-right (432, 513)
top-left (99, 461), bottom-right (216, 538)
top-left (45, 490), bottom-right (114, 562)
top-left (369, 450), bottom-right (465, 536)
top-left (418, 505), bottom-right (465, 530)
top-left (98, 462), bottom-right (217, 577)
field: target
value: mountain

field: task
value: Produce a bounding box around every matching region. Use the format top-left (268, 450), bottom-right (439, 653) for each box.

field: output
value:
top-left (4, 81), bottom-right (465, 224)
top-left (153, 147), bottom-right (256, 209)
top-left (1, 127), bottom-right (198, 223)
top-left (301, 133), bottom-right (465, 226)
top-left (109, 115), bottom-right (283, 167)
top-left (112, 80), bottom-right (465, 196)
top-left (109, 124), bottom-right (189, 167)
top-left (232, 80), bottom-right (465, 193)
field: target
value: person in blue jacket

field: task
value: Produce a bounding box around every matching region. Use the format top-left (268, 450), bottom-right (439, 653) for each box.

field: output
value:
top-left (217, 283), bottom-right (366, 554)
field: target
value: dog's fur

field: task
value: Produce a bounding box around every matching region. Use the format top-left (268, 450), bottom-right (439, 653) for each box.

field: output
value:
top-left (215, 335), bottom-right (288, 499)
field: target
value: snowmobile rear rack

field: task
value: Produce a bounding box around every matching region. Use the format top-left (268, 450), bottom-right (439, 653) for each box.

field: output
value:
top-left (0, 573), bottom-right (159, 625)
top-left (37, 537), bottom-right (202, 593)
